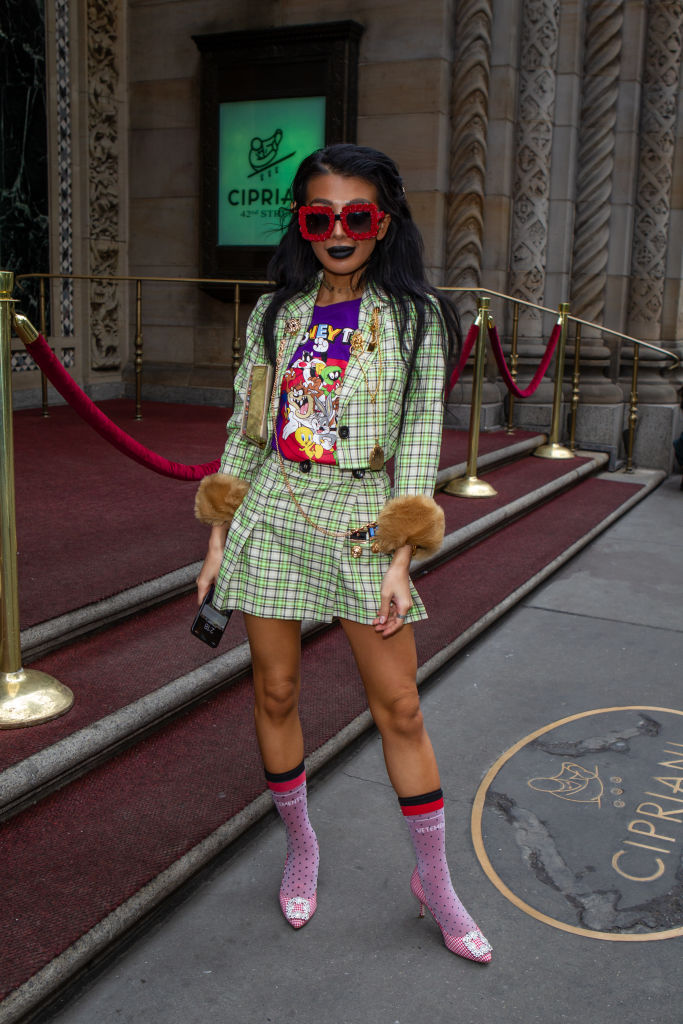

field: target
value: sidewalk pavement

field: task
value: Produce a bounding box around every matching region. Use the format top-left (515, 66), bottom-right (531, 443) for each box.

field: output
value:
top-left (46, 472), bottom-right (682, 1024)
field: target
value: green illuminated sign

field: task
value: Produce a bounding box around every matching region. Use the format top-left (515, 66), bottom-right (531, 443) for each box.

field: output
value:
top-left (218, 96), bottom-right (326, 247)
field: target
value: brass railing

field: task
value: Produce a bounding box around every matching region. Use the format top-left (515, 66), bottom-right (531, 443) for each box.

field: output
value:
top-left (2, 268), bottom-right (681, 726)
top-left (16, 273), bottom-right (270, 420)
top-left (13, 273), bottom-right (680, 471)
top-left (440, 286), bottom-right (679, 475)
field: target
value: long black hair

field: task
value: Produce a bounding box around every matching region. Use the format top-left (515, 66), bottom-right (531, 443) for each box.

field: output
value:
top-left (262, 144), bottom-right (461, 396)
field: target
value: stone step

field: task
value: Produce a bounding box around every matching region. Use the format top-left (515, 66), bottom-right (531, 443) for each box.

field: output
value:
top-left (20, 433), bottom-right (547, 662)
top-left (1, 452), bottom-right (646, 825)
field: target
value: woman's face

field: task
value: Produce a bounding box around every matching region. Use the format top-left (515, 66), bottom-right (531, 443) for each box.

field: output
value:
top-left (302, 172), bottom-right (391, 279)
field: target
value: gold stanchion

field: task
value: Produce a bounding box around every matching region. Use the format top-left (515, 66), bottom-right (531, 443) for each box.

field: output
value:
top-left (534, 302), bottom-right (574, 460)
top-left (444, 297), bottom-right (497, 498)
top-left (505, 300), bottom-right (520, 434)
top-left (0, 273), bottom-right (74, 728)
top-left (39, 276), bottom-right (49, 417)
top-left (625, 345), bottom-right (639, 473)
top-left (134, 278), bottom-right (143, 420)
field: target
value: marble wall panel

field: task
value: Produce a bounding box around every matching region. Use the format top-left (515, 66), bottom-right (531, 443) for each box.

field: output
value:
top-left (1, 0), bottom-right (49, 327)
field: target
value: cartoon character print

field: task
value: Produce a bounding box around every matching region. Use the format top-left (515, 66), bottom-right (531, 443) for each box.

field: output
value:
top-left (294, 426), bottom-right (324, 460)
top-left (277, 320), bottom-right (351, 463)
top-left (282, 379), bottom-right (320, 440)
top-left (309, 391), bottom-right (338, 451)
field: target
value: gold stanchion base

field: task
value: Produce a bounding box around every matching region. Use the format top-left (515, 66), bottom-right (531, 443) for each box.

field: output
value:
top-left (0, 669), bottom-right (74, 729)
top-left (533, 442), bottom-right (574, 460)
top-left (443, 475), bottom-right (498, 498)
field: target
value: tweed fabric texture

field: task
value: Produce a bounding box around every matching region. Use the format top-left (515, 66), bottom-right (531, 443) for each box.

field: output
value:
top-left (213, 453), bottom-right (426, 623)
top-left (212, 275), bottom-right (446, 622)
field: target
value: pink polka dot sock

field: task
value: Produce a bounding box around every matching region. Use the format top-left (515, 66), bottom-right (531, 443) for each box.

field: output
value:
top-left (400, 790), bottom-right (492, 962)
top-left (266, 762), bottom-right (319, 929)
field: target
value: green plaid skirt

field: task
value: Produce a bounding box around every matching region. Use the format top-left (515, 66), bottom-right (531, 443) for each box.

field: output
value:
top-left (212, 451), bottom-right (427, 624)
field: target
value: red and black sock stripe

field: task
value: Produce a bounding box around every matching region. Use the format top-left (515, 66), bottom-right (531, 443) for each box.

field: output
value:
top-left (398, 788), bottom-right (444, 816)
top-left (265, 760), bottom-right (306, 794)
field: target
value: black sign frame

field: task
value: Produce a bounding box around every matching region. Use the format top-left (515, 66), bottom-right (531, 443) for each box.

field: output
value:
top-left (193, 21), bottom-right (363, 292)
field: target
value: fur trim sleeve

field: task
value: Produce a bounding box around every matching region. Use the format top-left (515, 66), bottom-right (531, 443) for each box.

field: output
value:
top-left (194, 473), bottom-right (250, 526)
top-left (374, 494), bottom-right (445, 560)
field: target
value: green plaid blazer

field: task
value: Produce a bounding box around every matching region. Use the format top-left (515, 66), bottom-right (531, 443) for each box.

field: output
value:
top-left (219, 275), bottom-right (447, 499)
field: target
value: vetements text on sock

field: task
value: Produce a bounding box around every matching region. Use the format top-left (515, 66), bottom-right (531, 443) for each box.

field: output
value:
top-left (276, 794), bottom-right (305, 808)
top-left (415, 822), bottom-right (445, 834)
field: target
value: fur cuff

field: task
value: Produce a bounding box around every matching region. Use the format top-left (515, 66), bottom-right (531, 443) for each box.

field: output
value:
top-left (375, 494), bottom-right (445, 560)
top-left (194, 473), bottom-right (250, 526)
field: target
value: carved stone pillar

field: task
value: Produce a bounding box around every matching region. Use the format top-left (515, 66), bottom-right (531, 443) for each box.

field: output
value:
top-left (569, 0), bottom-right (624, 408)
top-left (625, 0), bottom-right (682, 405)
top-left (446, 0), bottom-right (492, 318)
top-left (506, 0), bottom-right (560, 413)
top-left (446, 0), bottom-right (498, 426)
top-left (87, 0), bottom-right (126, 370)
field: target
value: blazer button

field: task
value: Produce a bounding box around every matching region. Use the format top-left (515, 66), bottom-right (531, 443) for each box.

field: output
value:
top-left (338, 425), bottom-right (350, 439)
top-left (299, 460), bottom-right (312, 473)
top-left (351, 468), bottom-right (365, 479)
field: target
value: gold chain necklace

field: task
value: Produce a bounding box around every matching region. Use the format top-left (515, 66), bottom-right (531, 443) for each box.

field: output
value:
top-left (269, 308), bottom-right (385, 540)
top-left (349, 307), bottom-right (384, 470)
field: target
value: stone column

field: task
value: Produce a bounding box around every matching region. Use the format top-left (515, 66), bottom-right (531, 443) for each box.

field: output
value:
top-left (86, 0), bottom-right (128, 372)
top-left (446, 0), bottom-right (492, 317)
top-left (568, 1), bottom-right (625, 450)
top-left (625, 0), bottom-right (682, 405)
top-left (506, 0), bottom-right (561, 424)
top-left (445, 0), bottom-right (499, 427)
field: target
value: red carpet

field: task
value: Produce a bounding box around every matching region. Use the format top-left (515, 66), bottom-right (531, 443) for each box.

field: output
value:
top-left (14, 401), bottom-right (228, 628)
top-left (4, 451), bottom-right (587, 770)
top-left (13, 400), bottom-right (537, 628)
top-left (0, 475), bottom-right (642, 1002)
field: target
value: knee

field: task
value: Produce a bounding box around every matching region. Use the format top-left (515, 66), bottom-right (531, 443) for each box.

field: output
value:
top-left (377, 691), bottom-right (424, 742)
top-left (254, 673), bottom-right (299, 723)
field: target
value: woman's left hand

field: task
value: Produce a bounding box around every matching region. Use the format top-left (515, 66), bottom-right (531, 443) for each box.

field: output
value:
top-left (373, 545), bottom-right (413, 637)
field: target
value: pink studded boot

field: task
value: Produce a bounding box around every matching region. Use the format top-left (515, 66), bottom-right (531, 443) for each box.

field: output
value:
top-left (400, 790), bottom-right (492, 963)
top-left (266, 762), bottom-right (319, 929)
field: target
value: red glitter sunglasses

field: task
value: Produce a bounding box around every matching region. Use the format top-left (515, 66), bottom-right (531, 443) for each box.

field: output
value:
top-left (298, 203), bottom-right (386, 241)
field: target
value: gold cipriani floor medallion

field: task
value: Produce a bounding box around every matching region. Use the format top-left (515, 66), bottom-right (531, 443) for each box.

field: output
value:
top-left (472, 707), bottom-right (683, 941)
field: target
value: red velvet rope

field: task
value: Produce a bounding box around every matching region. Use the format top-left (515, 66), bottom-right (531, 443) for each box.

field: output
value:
top-left (488, 322), bottom-right (560, 398)
top-left (25, 334), bottom-right (220, 480)
top-left (446, 322), bottom-right (479, 395)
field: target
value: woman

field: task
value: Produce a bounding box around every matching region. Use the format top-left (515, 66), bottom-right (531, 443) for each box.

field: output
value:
top-left (195, 144), bottom-right (492, 963)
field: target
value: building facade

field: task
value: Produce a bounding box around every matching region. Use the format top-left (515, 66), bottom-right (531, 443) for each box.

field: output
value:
top-left (4, 0), bottom-right (683, 467)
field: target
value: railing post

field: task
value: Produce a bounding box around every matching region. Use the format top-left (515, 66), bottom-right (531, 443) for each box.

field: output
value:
top-left (625, 344), bottom-right (639, 473)
top-left (534, 302), bottom-right (574, 459)
top-left (0, 271), bottom-right (74, 727)
top-left (134, 278), bottom-right (143, 420)
top-left (39, 276), bottom-right (49, 417)
top-left (506, 300), bottom-right (520, 433)
top-left (444, 296), bottom-right (497, 498)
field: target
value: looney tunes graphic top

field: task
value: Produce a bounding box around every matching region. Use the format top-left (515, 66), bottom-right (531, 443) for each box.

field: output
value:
top-left (273, 298), bottom-right (361, 464)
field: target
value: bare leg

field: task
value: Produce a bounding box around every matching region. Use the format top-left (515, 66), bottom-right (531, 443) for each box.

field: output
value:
top-left (244, 614), bottom-right (318, 927)
top-left (339, 618), bottom-right (440, 796)
top-left (244, 614), bottom-right (303, 773)
top-left (340, 617), bottom-right (492, 961)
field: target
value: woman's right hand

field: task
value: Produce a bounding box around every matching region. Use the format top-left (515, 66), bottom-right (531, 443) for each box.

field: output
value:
top-left (196, 525), bottom-right (228, 604)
